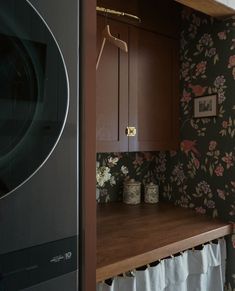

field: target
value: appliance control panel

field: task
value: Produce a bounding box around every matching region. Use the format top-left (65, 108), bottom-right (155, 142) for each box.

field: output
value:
top-left (0, 236), bottom-right (77, 290)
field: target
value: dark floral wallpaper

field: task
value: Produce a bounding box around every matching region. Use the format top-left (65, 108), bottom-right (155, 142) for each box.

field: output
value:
top-left (96, 152), bottom-right (163, 203)
top-left (96, 9), bottom-right (235, 290)
top-left (160, 10), bottom-right (235, 290)
top-left (162, 9), bottom-right (235, 220)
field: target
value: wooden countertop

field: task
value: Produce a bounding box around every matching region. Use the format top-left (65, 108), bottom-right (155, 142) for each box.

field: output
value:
top-left (97, 202), bottom-right (232, 282)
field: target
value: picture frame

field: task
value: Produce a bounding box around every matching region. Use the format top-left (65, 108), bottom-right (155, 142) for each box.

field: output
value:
top-left (193, 94), bottom-right (218, 118)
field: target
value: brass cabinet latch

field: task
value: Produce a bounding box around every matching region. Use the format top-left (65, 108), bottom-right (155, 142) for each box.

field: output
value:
top-left (126, 126), bottom-right (136, 137)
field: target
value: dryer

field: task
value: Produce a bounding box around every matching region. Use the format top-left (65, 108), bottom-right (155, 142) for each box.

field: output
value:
top-left (0, 0), bottom-right (79, 290)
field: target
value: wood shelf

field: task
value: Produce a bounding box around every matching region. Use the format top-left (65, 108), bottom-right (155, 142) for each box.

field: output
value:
top-left (97, 202), bottom-right (232, 282)
top-left (174, 0), bottom-right (235, 18)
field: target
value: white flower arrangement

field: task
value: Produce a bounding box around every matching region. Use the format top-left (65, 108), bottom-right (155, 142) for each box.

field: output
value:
top-left (96, 165), bottom-right (111, 187)
top-left (108, 157), bottom-right (119, 166)
top-left (121, 165), bottom-right (129, 175)
top-left (96, 157), bottom-right (130, 202)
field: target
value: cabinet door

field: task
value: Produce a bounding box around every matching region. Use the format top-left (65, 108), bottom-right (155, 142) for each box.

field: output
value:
top-left (96, 16), bottom-right (128, 152)
top-left (129, 27), bottom-right (179, 151)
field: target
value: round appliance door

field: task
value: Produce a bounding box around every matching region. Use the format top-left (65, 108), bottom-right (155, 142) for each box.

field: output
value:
top-left (0, 1), bottom-right (68, 198)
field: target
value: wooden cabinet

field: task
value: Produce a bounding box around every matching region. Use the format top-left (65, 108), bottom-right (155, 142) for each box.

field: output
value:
top-left (129, 27), bottom-right (179, 151)
top-left (96, 16), bottom-right (179, 152)
top-left (96, 16), bottom-right (129, 152)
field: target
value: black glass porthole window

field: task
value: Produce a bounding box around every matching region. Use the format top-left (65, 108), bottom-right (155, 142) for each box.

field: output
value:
top-left (0, 0), bottom-right (68, 198)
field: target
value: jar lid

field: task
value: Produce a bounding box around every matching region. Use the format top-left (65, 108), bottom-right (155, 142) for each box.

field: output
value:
top-left (145, 182), bottom-right (157, 188)
top-left (125, 179), bottom-right (141, 186)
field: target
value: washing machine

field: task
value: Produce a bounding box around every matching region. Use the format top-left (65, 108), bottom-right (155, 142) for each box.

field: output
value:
top-left (0, 0), bottom-right (79, 290)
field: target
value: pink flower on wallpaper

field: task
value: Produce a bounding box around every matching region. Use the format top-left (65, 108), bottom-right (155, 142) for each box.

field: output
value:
top-left (222, 152), bottom-right (234, 169)
top-left (218, 31), bottom-right (227, 40)
top-left (195, 61), bottom-right (207, 76)
top-left (217, 189), bottom-right (226, 200)
top-left (195, 207), bottom-right (206, 214)
top-left (180, 140), bottom-right (200, 157)
top-left (228, 55), bottom-right (235, 68)
top-left (209, 140), bottom-right (217, 151)
top-left (197, 181), bottom-right (211, 194)
top-left (181, 89), bottom-right (191, 103)
top-left (214, 164), bottom-right (224, 176)
top-left (189, 84), bottom-right (207, 97)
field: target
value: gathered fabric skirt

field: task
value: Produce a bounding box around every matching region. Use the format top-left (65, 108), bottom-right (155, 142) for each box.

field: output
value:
top-left (97, 238), bottom-right (226, 291)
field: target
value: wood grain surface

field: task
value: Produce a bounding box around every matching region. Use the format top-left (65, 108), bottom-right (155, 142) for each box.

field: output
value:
top-left (174, 0), bottom-right (235, 18)
top-left (97, 202), bottom-right (232, 282)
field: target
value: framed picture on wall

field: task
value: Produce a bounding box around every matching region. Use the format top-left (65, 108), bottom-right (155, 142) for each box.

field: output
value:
top-left (194, 94), bottom-right (218, 118)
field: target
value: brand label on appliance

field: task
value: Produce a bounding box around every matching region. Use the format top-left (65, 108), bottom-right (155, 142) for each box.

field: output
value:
top-left (50, 251), bottom-right (72, 263)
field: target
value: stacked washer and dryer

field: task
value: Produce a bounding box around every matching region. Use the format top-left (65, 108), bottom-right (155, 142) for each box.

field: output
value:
top-left (0, 0), bottom-right (79, 290)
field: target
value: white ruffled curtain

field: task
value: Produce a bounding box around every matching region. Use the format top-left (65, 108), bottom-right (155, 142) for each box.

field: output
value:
top-left (97, 238), bottom-right (226, 291)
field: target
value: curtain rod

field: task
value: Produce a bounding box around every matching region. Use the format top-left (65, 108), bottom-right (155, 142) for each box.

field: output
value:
top-left (96, 6), bottom-right (141, 22)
